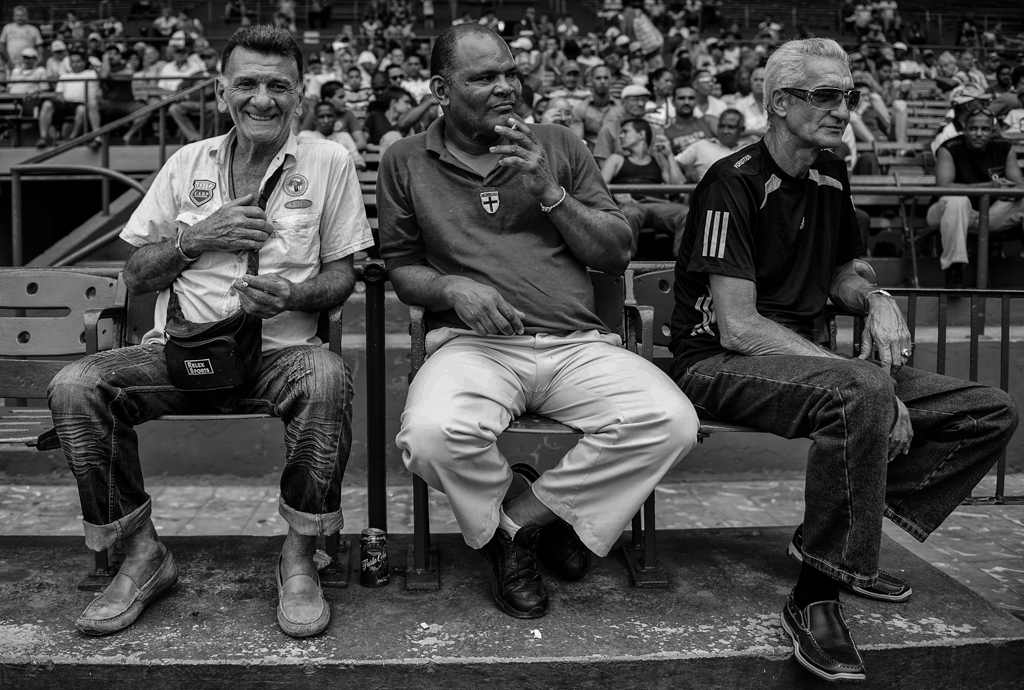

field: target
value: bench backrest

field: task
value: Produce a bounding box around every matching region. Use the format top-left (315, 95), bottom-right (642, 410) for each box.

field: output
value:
top-left (0, 268), bottom-right (123, 399)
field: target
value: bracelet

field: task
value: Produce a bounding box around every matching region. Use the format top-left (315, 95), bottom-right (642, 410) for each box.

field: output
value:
top-left (863, 288), bottom-right (893, 311)
top-left (175, 229), bottom-right (199, 263)
top-left (539, 186), bottom-right (567, 213)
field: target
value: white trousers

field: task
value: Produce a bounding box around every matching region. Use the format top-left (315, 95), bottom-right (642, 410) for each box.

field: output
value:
top-left (926, 196), bottom-right (1024, 269)
top-left (397, 329), bottom-right (700, 557)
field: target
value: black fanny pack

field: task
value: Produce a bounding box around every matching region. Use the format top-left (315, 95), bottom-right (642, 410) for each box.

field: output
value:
top-left (163, 164), bottom-right (284, 391)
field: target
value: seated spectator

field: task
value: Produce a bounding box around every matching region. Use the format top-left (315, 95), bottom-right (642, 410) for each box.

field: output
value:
top-left (153, 44), bottom-right (200, 98)
top-left (1003, 73), bottom-right (1024, 139)
top-left (601, 47), bottom-right (633, 100)
top-left (6, 47), bottom-right (48, 113)
top-left (602, 117), bottom-right (687, 256)
top-left (935, 50), bottom-right (968, 93)
top-left (958, 49), bottom-right (988, 91)
top-left (849, 79), bottom-right (891, 144)
top-left (92, 46), bottom-right (150, 147)
top-left (167, 48), bottom-right (220, 144)
top-left (298, 101), bottom-right (366, 170)
top-left (673, 39), bottom-right (1018, 684)
top-left (37, 50), bottom-right (97, 148)
top-left (572, 64), bottom-right (617, 151)
top-left (676, 108), bottom-right (746, 181)
top-left (45, 40), bottom-right (69, 78)
top-left (664, 85), bottom-right (715, 155)
top-left (593, 83), bottom-right (662, 165)
top-left (540, 96), bottom-right (585, 141)
top-left (400, 53), bottom-right (430, 104)
top-left (151, 7), bottom-right (178, 40)
top-left (692, 69), bottom-right (727, 131)
top-left (363, 86), bottom-right (432, 153)
top-left (342, 65), bottom-right (372, 110)
top-left (989, 63), bottom-right (1017, 116)
top-left (930, 85), bottom-right (991, 154)
top-left (732, 65), bottom-right (768, 142)
top-left (547, 61), bottom-right (591, 111)
top-left (378, 24), bottom-right (699, 624)
top-left (311, 80), bottom-right (367, 151)
top-left (101, 12), bottom-right (124, 39)
top-left (927, 108), bottom-right (1024, 288)
top-left (642, 67), bottom-right (676, 128)
top-left (50, 25), bottom-right (373, 641)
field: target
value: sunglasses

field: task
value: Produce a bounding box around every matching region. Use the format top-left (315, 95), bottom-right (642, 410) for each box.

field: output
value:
top-left (782, 87), bottom-right (861, 111)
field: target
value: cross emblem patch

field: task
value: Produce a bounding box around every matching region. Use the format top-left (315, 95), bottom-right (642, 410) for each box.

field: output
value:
top-left (480, 191), bottom-right (500, 214)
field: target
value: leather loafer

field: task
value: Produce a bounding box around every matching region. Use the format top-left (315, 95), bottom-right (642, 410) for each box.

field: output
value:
top-left (781, 595), bottom-right (866, 683)
top-left (76, 548), bottom-right (177, 636)
top-left (787, 524), bottom-right (912, 603)
top-left (481, 525), bottom-right (548, 619)
top-left (275, 555), bottom-right (330, 638)
top-left (510, 463), bottom-right (592, 582)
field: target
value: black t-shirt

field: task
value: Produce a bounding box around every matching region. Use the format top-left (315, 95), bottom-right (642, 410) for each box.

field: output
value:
top-left (364, 110), bottom-right (398, 145)
top-left (669, 139), bottom-right (865, 377)
top-left (940, 135), bottom-right (1013, 209)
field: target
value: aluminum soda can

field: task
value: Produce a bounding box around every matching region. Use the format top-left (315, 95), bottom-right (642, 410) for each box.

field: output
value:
top-left (360, 528), bottom-right (389, 587)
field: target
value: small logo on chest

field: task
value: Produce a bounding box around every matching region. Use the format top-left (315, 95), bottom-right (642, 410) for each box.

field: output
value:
top-left (189, 180), bottom-right (216, 207)
top-left (284, 174), bottom-right (308, 196)
top-left (480, 191), bottom-right (500, 214)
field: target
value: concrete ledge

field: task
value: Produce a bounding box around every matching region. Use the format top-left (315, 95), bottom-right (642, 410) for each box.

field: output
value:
top-left (2, 528), bottom-right (1023, 688)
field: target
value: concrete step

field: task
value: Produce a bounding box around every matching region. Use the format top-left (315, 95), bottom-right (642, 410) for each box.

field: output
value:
top-left (1, 528), bottom-right (1022, 688)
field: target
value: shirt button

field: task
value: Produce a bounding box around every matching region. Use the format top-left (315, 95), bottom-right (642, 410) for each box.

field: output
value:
top-left (237, 255), bottom-right (245, 263)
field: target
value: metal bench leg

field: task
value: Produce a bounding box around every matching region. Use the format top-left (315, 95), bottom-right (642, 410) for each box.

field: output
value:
top-left (77, 545), bottom-right (123, 592)
top-left (405, 474), bottom-right (439, 590)
top-left (318, 531), bottom-right (350, 589)
top-left (621, 491), bottom-right (668, 588)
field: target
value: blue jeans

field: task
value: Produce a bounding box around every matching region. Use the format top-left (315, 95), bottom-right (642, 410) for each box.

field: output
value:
top-left (677, 353), bottom-right (1018, 587)
top-left (48, 343), bottom-right (354, 551)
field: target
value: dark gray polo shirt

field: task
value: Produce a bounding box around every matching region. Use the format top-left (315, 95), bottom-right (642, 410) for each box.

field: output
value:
top-left (377, 117), bottom-right (629, 335)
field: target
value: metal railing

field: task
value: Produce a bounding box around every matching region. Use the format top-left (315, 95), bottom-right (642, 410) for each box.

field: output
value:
top-left (9, 75), bottom-right (217, 267)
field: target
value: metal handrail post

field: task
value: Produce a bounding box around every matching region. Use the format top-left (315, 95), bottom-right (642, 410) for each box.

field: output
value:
top-left (11, 171), bottom-right (22, 266)
top-left (101, 132), bottom-right (111, 216)
top-left (363, 262), bottom-right (388, 532)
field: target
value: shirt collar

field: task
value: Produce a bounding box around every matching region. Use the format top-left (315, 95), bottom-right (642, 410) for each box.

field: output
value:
top-left (210, 128), bottom-right (298, 173)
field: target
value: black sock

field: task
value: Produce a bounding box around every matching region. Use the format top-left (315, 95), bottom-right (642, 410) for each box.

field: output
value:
top-left (793, 561), bottom-right (840, 608)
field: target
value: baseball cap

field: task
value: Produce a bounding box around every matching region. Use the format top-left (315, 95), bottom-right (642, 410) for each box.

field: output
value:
top-left (562, 60), bottom-right (580, 74)
top-left (614, 35), bottom-right (631, 47)
top-left (922, 48), bottom-right (934, 56)
top-left (21, 47), bottom-right (38, 58)
top-left (50, 40), bottom-right (67, 52)
top-left (893, 41), bottom-right (908, 50)
top-left (621, 84), bottom-right (651, 99)
top-left (88, 32), bottom-right (102, 41)
top-left (509, 37), bottom-right (533, 52)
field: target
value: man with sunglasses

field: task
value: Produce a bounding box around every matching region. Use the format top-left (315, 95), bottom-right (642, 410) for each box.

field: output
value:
top-left (671, 38), bottom-right (1017, 683)
top-left (927, 108), bottom-right (1024, 288)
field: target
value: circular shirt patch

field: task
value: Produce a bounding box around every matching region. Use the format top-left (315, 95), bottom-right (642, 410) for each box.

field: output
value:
top-left (283, 174), bottom-right (308, 196)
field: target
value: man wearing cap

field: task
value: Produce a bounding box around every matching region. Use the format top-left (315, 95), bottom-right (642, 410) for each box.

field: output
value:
top-left (927, 108), bottom-right (1024, 288)
top-left (0, 5), bottom-right (42, 70)
top-left (155, 43), bottom-right (200, 96)
top-left (593, 83), bottom-right (663, 165)
top-left (672, 38), bottom-right (1018, 683)
top-left (46, 40), bottom-right (70, 78)
top-left (546, 61), bottom-right (591, 110)
top-left (7, 47), bottom-right (49, 106)
top-left (378, 23), bottom-right (700, 622)
top-left (929, 84), bottom-right (991, 155)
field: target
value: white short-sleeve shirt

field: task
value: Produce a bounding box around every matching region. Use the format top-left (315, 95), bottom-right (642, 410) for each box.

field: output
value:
top-left (120, 130), bottom-right (375, 353)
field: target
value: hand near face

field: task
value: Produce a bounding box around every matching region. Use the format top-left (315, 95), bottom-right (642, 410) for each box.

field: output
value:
top-left (490, 117), bottom-right (563, 205)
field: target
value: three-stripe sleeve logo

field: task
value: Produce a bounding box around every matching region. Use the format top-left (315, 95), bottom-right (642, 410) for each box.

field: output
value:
top-left (702, 210), bottom-right (730, 259)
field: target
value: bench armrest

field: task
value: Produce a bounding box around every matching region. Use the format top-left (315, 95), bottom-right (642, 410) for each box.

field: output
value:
top-left (624, 303), bottom-right (654, 362)
top-left (83, 305), bottom-right (127, 355)
top-left (408, 306), bottom-right (426, 381)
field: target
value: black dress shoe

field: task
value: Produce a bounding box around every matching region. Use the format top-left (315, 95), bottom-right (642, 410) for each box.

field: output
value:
top-left (509, 463), bottom-right (592, 581)
top-left (787, 524), bottom-right (912, 603)
top-left (480, 525), bottom-right (548, 619)
top-left (781, 595), bottom-right (866, 683)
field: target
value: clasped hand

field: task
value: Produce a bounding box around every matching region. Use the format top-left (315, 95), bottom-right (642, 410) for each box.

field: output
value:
top-left (185, 192), bottom-right (276, 255)
top-left (445, 277), bottom-right (526, 337)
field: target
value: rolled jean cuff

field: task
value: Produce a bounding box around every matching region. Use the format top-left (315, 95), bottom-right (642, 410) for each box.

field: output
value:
top-left (82, 499), bottom-right (152, 552)
top-left (799, 548), bottom-right (878, 590)
top-left (277, 495), bottom-right (343, 537)
top-left (884, 506), bottom-right (930, 543)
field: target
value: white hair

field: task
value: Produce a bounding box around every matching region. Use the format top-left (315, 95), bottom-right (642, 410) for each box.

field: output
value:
top-left (763, 38), bottom-right (849, 122)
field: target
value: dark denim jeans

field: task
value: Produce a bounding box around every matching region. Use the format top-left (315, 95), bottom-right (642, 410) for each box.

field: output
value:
top-left (48, 343), bottom-right (354, 551)
top-left (678, 353), bottom-right (1018, 587)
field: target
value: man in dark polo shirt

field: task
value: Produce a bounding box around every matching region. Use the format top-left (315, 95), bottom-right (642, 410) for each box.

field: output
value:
top-left (377, 23), bottom-right (700, 621)
top-left (672, 38), bottom-right (1017, 683)
top-left (926, 109), bottom-right (1024, 288)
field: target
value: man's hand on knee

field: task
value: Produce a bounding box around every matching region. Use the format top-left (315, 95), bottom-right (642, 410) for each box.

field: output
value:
top-left (859, 293), bottom-right (912, 374)
top-left (889, 398), bottom-right (913, 460)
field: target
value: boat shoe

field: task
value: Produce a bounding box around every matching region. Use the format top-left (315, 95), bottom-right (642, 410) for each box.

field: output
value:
top-left (76, 548), bottom-right (177, 636)
top-left (275, 555), bottom-right (330, 638)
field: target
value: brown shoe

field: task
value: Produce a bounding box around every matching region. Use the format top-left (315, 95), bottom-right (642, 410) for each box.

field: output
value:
top-left (76, 548), bottom-right (177, 636)
top-left (275, 555), bottom-right (330, 638)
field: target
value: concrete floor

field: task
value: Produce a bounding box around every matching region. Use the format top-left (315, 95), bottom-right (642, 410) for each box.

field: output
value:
top-left (2, 473), bottom-right (1023, 621)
